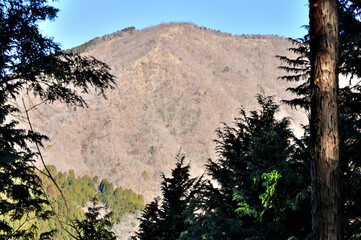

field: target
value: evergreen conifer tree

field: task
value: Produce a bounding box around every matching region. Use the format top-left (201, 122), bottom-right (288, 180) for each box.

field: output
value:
top-left (134, 153), bottom-right (199, 240)
top-left (76, 197), bottom-right (116, 240)
top-left (277, 1), bottom-right (361, 237)
top-left (0, 0), bottom-right (115, 238)
top-left (134, 198), bottom-right (162, 240)
top-left (182, 95), bottom-right (311, 240)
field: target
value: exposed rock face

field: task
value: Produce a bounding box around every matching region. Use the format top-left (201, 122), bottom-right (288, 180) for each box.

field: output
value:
top-left (28, 23), bottom-right (307, 201)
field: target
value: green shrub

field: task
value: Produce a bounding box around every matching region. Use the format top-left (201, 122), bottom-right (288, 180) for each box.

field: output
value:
top-left (142, 171), bottom-right (149, 181)
top-left (222, 66), bottom-right (230, 72)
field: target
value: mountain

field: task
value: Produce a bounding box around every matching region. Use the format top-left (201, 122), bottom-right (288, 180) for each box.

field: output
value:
top-left (26, 22), bottom-right (307, 202)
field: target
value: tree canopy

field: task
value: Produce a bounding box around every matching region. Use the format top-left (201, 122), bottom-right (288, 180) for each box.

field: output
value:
top-left (134, 153), bottom-right (200, 240)
top-left (2, 0), bottom-right (361, 239)
top-left (136, 1), bottom-right (361, 239)
top-left (0, 0), bottom-right (115, 238)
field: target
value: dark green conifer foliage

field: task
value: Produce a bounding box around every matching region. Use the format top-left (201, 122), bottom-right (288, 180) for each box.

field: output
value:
top-left (99, 179), bottom-right (115, 197)
top-left (277, 36), bottom-right (311, 110)
top-left (159, 154), bottom-right (197, 240)
top-left (0, 0), bottom-right (115, 238)
top-left (134, 153), bottom-right (198, 240)
top-left (278, 0), bottom-right (361, 111)
top-left (338, 85), bottom-right (361, 239)
top-left (134, 198), bottom-right (162, 240)
top-left (277, 1), bottom-right (361, 238)
top-left (76, 197), bottom-right (116, 240)
top-left (186, 95), bottom-right (311, 240)
top-left (98, 178), bottom-right (144, 223)
top-left (35, 166), bottom-right (144, 239)
top-left (338, 0), bottom-right (361, 78)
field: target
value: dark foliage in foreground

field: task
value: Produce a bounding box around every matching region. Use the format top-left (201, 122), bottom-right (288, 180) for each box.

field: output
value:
top-left (1, 0), bottom-right (115, 238)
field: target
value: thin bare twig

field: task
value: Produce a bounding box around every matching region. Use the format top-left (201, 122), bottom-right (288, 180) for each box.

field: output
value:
top-left (22, 97), bottom-right (82, 240)
top-left (37, 179), bottom-right (80, 239)
top-left (26, 99), bottom-right (47, 112)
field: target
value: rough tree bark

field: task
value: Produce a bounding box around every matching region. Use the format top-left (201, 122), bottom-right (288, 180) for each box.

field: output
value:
top-left (309, 0), bottom-right (341, 239)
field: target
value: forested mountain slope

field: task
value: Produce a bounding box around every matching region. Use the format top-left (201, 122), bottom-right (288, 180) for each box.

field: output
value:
top-left (25, 22), bottom-right (307, 201)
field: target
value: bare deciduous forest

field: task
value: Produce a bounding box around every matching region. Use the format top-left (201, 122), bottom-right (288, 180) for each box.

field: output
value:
top-left (28, 23), bottom-right (307, 202)
top-left (2, 0), bottom-right (361, 239)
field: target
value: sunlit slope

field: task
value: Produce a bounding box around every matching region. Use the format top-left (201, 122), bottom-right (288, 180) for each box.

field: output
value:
top-left (29, 23), bottom-right (306, 201)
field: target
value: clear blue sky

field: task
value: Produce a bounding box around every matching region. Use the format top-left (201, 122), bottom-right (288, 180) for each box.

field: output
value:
top-left (40, 0), bottom-right (309, 50)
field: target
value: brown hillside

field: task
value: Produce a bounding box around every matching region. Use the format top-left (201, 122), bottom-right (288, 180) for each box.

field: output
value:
top-left (26, 22), bottom-right (307, 201)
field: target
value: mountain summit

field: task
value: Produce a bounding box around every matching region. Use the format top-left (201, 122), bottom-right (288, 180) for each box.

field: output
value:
top-left (29, 22), bottom-right (306, 201)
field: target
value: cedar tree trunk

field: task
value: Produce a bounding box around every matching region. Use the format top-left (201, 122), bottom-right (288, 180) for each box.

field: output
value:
top-left (309, 0), bottom-right (341, 239)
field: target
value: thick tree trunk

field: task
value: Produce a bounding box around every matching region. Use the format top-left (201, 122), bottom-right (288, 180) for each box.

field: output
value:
top-left (309, 0), bottom-right (341, 239)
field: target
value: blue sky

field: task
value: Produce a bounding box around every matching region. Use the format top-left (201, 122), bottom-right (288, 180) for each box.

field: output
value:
top-left (40, 0), bottom-right (309, 50)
